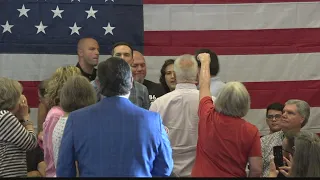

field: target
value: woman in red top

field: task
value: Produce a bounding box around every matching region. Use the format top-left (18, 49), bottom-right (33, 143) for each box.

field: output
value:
top-left (192, 53), bottom-right (262, 177)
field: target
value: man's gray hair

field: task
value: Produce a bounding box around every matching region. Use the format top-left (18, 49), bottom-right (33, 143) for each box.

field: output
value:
top-left (174, 54), bottom-right (198, 83)
top-left (285, 99), bottom-right (310, 127)
top-left (215, 81), bottom-right (250, 118)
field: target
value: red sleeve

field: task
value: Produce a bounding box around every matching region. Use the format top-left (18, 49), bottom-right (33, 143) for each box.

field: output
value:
top-left (249, 129), bottom-right (262, 157)
top-left (198, 96), bottom-right (214, 120)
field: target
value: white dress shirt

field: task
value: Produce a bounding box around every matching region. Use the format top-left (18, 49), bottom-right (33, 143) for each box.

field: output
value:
top-left (149, 83), bottom-right (199, 177)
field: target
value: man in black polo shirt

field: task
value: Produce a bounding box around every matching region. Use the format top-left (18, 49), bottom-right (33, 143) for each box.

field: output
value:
top-left (132, 50), bottom-right (165, 103)
top-left (76, 38), bottom-right (100, 81)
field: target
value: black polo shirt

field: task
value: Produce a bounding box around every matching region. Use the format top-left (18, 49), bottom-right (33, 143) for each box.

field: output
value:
top-left (26, 145), bottom-right (43, 172)
top-left (76, 63), bottom-right (97, 81)
top-left (143, 79), bottom-right (165, 103)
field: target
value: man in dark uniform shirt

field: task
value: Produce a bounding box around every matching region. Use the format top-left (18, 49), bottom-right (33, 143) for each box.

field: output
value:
top-left (132, 50), bottom-right (165, 103)
top-left (75, 38), bottom-right (100, 81)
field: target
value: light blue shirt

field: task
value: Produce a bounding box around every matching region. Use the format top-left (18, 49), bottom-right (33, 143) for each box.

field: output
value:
top-left (209, 76), bottom-right (226, 97)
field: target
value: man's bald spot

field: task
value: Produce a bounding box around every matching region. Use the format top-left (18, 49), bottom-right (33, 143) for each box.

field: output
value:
top-left (77, 38), bottom-right (98, 50)
top-left (133, 50), bottom-right (145, 61)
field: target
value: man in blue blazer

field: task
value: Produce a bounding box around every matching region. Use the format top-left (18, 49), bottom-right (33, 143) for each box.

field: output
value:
top-left (56, 57), bottom-right (173, 177)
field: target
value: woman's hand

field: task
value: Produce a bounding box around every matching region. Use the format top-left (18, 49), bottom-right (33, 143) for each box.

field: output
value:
top-left (279, 154), bottom-right (293, 177)
top-left (269, 156), bottom-right (279, 177)
top-left (17, 95), bottom-right (29, 120)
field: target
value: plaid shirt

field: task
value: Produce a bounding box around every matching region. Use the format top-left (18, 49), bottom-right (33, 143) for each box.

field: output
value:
top-left (91, 79), bottom-right (150, 109)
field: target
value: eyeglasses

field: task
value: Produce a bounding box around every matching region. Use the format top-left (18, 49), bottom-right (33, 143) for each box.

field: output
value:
top-left (266, 114), bottom-right (282, 120)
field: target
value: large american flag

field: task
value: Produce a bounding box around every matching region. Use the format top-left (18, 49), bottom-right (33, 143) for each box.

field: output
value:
top-left (1, 0), bottom-right (320, 135)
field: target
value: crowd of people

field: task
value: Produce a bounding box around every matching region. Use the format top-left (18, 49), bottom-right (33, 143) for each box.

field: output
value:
top-left (0, 37), bottom-right (319, 177)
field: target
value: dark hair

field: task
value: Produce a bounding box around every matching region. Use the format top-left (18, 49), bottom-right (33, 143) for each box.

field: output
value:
top-left (111, 42), bottom-right (133, 57)
top-left (266, 102), bottom-right (284, 116)
top-left (38, 79), bottom-right (49, 98)
top-left (195, 48), bottom-right (220, 76)
top-left (159, 59), bottom-right (175, 93)
top-left (98, 57), bottom-right (132, 97)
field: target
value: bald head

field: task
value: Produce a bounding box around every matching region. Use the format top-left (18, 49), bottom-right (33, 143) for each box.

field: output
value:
top-left (77, 38), bottom-right (100, 67)
top-left (132, 50), bottom-right (146, 83)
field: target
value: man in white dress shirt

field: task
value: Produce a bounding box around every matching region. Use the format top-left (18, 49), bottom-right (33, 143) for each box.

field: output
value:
top-left (149, 54), bottom-right (199, 177)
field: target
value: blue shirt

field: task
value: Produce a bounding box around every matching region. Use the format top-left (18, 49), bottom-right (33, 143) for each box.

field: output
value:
top-left (56, 97), bottom-right (173, 177)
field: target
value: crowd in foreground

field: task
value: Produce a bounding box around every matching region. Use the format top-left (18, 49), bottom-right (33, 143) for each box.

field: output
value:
top-left (0, 39), bottom-right (319, 177)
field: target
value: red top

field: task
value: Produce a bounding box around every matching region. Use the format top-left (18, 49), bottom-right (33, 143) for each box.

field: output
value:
top-left (191, 96), bottom-right (262, 177)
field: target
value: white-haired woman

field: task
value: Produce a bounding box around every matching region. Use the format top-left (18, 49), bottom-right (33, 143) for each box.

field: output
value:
top-left (0, 77), bottom-right (37, 177)
top-left (191, 53), bottom-right (262, 177)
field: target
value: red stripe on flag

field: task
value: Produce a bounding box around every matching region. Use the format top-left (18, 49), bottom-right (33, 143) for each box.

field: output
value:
top-left (144, 28), bottom-right (320, 56)
top-left (20, 80), bottom-right (320, 109)
top-left (143, 0), bottom-right (320, 4)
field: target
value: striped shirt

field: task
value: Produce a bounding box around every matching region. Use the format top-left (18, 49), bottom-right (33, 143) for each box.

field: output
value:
top-left (0, 110), bottom-right (38, 177)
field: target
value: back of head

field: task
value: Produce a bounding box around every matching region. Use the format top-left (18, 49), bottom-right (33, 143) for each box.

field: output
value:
top-left (0, 77), bottom-right (22, 111)
top-left (291, 131), bottom-right (320, 177)
top-left (60, 75), bottom-right (97, 113)
top-left (214, 81), bottom-right (250, 118)
top-left (174, 54), bottom-right (198, 83)
top-left (285, 99), bottom-right (310, 128)
top-left (98, 57), bottom-right (132, 97)
top-left (38, 79), bottom-right (50, 98)
top-left (195, 48), bottom-right (219, 76)
top-left (45, 65), bottom-right (82, 108)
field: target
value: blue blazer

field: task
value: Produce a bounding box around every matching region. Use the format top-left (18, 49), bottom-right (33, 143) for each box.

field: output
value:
top-left (56, 96), bottom-right (173, 177)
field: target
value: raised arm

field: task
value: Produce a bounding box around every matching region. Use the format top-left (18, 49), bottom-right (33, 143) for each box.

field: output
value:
top-left (197, 53), bottom-right (212, 100)
top-left (0, 111), bottom-right (37, 151)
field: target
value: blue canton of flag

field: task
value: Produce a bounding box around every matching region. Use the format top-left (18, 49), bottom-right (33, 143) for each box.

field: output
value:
top-left (0, 0), bottom-right (144, 54)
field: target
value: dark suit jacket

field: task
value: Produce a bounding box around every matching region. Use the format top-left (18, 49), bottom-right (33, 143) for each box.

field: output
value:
top-left (143, 79), bottom-right (165, 103)
top-left (56, 96), bottom-right (173, 177)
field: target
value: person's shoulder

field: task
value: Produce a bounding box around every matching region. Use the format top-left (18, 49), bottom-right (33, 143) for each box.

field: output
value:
top-left (134, 80), bottom-right (148, 90)
top-left (68, 103), bottom-right (98, 118)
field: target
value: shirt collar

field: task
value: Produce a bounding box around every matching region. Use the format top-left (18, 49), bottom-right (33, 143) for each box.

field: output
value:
top-left (210, 76), bottom-right (221, 81)
top-left (76, 62), bottom-right (97, 81)
top-left (175, 83), bottom-right (197, 90)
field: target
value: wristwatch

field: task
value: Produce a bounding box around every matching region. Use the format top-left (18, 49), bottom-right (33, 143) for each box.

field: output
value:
top-left (20, 119), bottom-right (33, 126)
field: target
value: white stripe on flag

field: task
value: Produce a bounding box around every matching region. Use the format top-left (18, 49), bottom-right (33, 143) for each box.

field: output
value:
top-left (144, 2), bottom-right (320, 31)
top-left (1, 53), bottom-right (319, 82)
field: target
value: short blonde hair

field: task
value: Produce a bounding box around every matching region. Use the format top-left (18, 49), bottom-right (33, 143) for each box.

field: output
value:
top-left (45, 66), bottom-right (82, 108)
top-left (0, 77), bottom-right (23, 110)
top-left (215, 81), bottom-right (250, 118)
top-left (60, 76), bottom-right (97, 113)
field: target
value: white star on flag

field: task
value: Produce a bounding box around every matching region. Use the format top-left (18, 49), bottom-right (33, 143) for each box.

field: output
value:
top-left (17, 4), bottom-right (30, 18)
top-left (51, 6), bottom-right (64, 19)
top-left (69, 22), bottom-right (81, 35)
top-left (85, 6), bottom-right (98, 19)
top-left (103, 23), bottom-right (115, 35)
top-left (105, 0), bottom-right (115, 2)
top-left (71, 0), bottom-right (80, 2)
top-left (1, 21), bottom-right (14, 34)
top-left (35, 21), bottom-right (48, 34)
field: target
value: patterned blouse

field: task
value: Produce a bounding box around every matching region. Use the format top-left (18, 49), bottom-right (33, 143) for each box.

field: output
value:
top-left (260, 131), bottom-right (284, 177)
